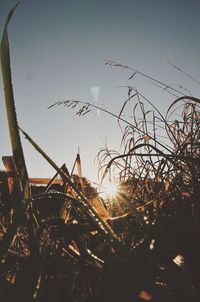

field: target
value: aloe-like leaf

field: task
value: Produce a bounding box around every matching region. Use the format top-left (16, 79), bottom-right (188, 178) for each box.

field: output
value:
top-left (75, 152), bottom-right (83, 189)
top-left (19, 127), bottom-right (124, 252)
top-left (0, 2), bottom-right (30, 199)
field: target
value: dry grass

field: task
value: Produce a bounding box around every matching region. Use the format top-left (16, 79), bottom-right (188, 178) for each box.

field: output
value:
top-left (0, 4), bottom-right (200, 302)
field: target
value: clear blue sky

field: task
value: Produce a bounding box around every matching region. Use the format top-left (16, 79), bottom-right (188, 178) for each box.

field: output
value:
top-left (1, 0), bottom-right (200, 182)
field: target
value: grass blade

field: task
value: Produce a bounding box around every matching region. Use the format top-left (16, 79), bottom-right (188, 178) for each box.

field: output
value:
top-left (0, 2), bottom-right (30, 198)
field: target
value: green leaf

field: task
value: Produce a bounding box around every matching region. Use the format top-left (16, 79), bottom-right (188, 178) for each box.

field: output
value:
top-left (0, 2), bottom-right (30, 199)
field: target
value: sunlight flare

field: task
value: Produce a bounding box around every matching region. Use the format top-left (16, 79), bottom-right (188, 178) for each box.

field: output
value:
top-left (103, 180), bottom-right (119, 198)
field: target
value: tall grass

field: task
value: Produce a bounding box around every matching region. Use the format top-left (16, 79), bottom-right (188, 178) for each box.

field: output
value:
top-left (0, 3), bottom-right (200, 302)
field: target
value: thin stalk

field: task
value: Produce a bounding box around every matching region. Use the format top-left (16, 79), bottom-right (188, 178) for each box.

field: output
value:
top-left (49, 100), bottom-right (173, 154)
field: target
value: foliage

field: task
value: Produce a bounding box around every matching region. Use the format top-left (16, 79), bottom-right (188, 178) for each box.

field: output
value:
top-left (0, 4), bottom-right (200, 302)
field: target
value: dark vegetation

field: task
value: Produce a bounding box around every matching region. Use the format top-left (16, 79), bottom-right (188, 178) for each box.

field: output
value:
top-left (1, 3), bottom-right (200, 302)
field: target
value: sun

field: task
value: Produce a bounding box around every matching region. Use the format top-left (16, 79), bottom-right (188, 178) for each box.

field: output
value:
top-left (103, 181), bottom-right (118, 198)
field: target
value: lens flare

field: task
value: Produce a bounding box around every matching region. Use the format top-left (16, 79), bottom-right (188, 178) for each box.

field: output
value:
top-left (90, 86), bottom-right (101, 116)
top-left (90, 86), bottom-right (100, 102)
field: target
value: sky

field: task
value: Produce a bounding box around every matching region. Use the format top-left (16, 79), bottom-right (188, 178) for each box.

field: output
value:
top-left (0, 0), bottom-right (200, 183)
